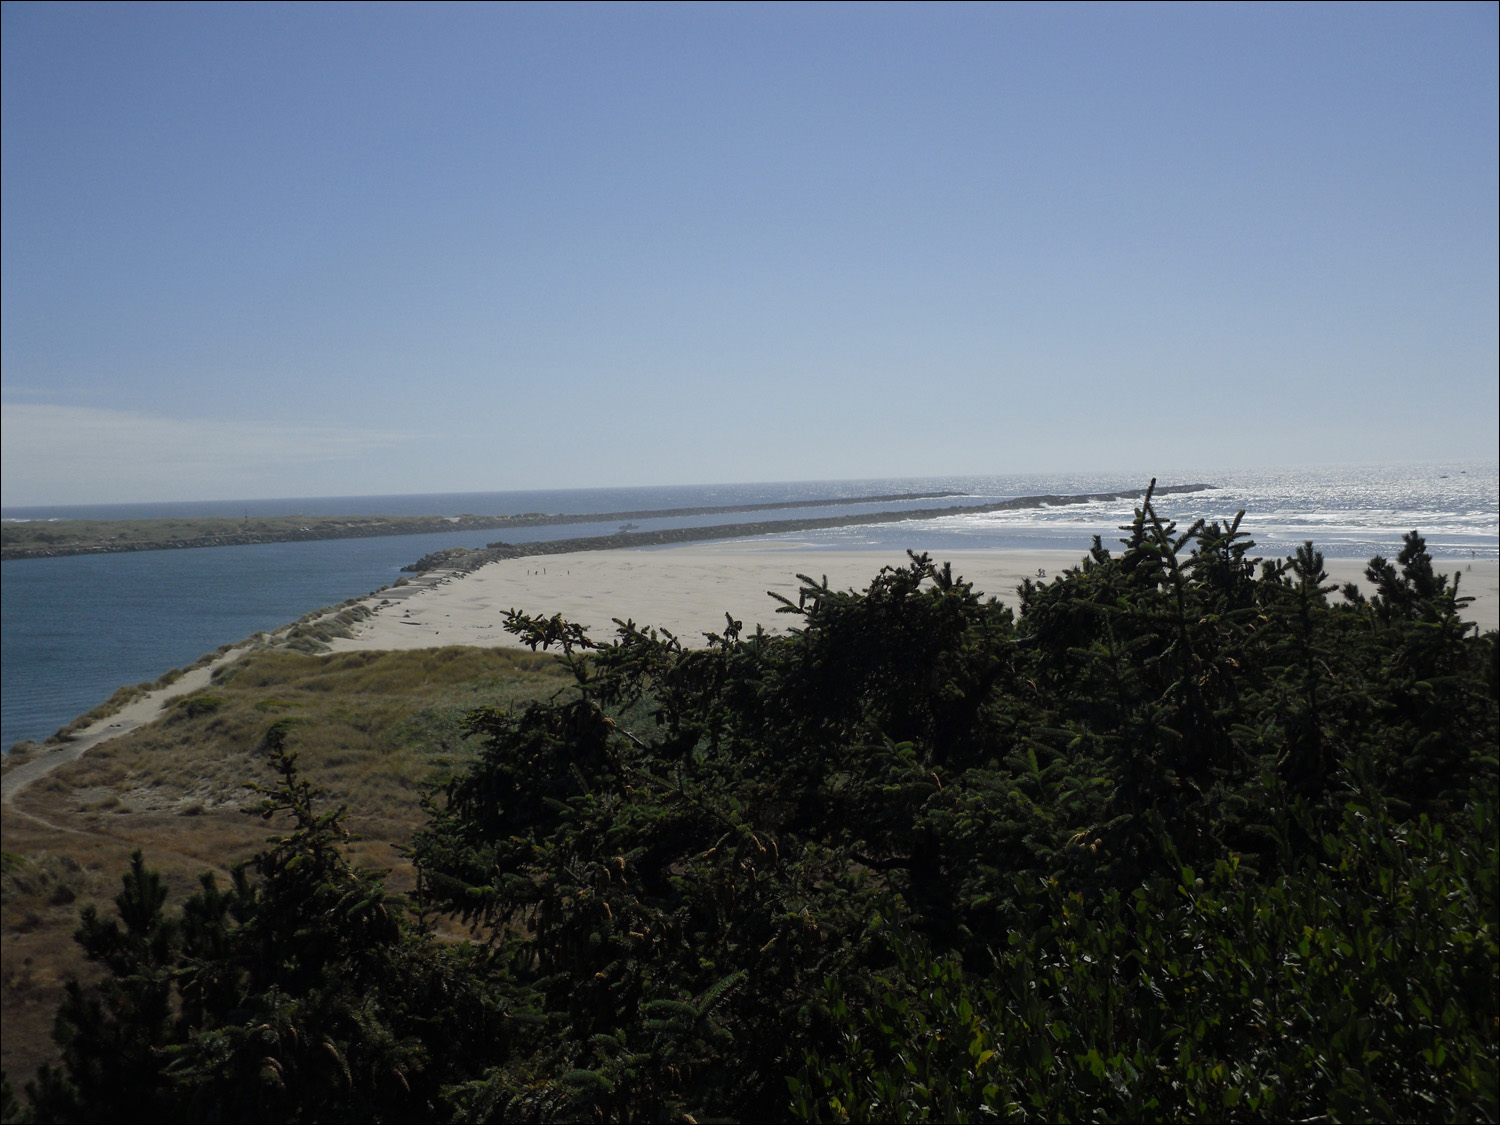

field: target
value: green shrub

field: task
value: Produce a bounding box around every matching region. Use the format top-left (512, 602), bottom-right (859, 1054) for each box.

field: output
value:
top-left (175, 696), bottom-right (224, 719)
top-left (792, 800), bottom-right (1498, 1122)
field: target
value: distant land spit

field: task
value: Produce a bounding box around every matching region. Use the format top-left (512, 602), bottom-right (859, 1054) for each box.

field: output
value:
top-left (0, 490), bottom-right (965, 561)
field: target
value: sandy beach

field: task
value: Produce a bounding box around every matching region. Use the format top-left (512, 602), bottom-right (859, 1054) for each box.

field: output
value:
top-left (328, 540), bottom-right (1500, 654)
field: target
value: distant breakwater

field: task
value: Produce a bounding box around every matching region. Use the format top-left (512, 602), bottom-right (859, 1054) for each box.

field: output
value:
top-left (0, 491), bottom-right (962, 561)
top-left (404, 484), bottom-right (1217, 573)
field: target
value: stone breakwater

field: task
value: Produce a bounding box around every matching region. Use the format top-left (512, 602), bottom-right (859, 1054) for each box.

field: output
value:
top-left (401, 485), bottom-right (1218, 574)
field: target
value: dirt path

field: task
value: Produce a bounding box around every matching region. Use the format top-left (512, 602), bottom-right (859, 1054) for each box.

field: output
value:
top-left (1, 647), bottom-right (251, 807)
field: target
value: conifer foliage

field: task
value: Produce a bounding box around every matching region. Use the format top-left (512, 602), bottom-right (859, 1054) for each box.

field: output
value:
top-left (17, 731), bottom-right (506, 1124)
top-left (7, 486), bottom-right (1496, 1122)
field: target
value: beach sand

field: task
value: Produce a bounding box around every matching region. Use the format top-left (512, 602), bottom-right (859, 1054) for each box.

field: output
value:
top-left (328, 541), bottom-right (1500, 653)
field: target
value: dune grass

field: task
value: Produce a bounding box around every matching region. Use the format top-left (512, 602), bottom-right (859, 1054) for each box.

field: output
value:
top-left (38, 641), bottom-right (251, 744)
top-left (1, 643), bottom-right (572, 1086)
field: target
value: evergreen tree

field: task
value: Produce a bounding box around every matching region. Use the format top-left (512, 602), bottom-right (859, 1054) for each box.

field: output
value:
top-left (21, 730), bottom-right (510, 1124)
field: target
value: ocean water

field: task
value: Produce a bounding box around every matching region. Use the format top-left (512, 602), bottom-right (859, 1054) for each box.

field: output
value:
top-left (771, 463), bottom-right (1499, 559)
top-left (3, 462), bottom-right (1495, 751)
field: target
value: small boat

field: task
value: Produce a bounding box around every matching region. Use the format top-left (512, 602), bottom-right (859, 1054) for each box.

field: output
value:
top-left (618, 522), bottom-right (640, 533)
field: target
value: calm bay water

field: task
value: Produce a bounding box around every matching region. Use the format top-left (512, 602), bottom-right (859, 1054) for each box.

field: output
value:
top-left (4, 463), bottom-right (1495, 751)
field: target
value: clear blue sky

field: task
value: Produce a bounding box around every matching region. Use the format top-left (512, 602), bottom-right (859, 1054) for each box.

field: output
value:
top-left (3, 2), bottom-right (1496, 505)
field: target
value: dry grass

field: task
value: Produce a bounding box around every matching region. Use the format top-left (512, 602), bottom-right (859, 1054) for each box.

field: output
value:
top-left (45, 642), bottom-right (243, 742)
top-left (1, 644), bottom-right (571, 1089)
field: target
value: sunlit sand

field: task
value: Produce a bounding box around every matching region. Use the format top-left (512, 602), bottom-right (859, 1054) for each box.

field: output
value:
top-left (327, 541), bottom-right (1500, 653)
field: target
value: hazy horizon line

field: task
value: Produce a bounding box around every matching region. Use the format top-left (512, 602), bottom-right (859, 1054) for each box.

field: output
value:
top-left (4, 458), bottom-right (1496, 518)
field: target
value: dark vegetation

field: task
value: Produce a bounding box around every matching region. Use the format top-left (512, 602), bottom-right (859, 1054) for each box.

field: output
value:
top-left (0, 648), bottom-right (572, 1091)
top-left (4, 487), bottom-right (1495, 1122)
